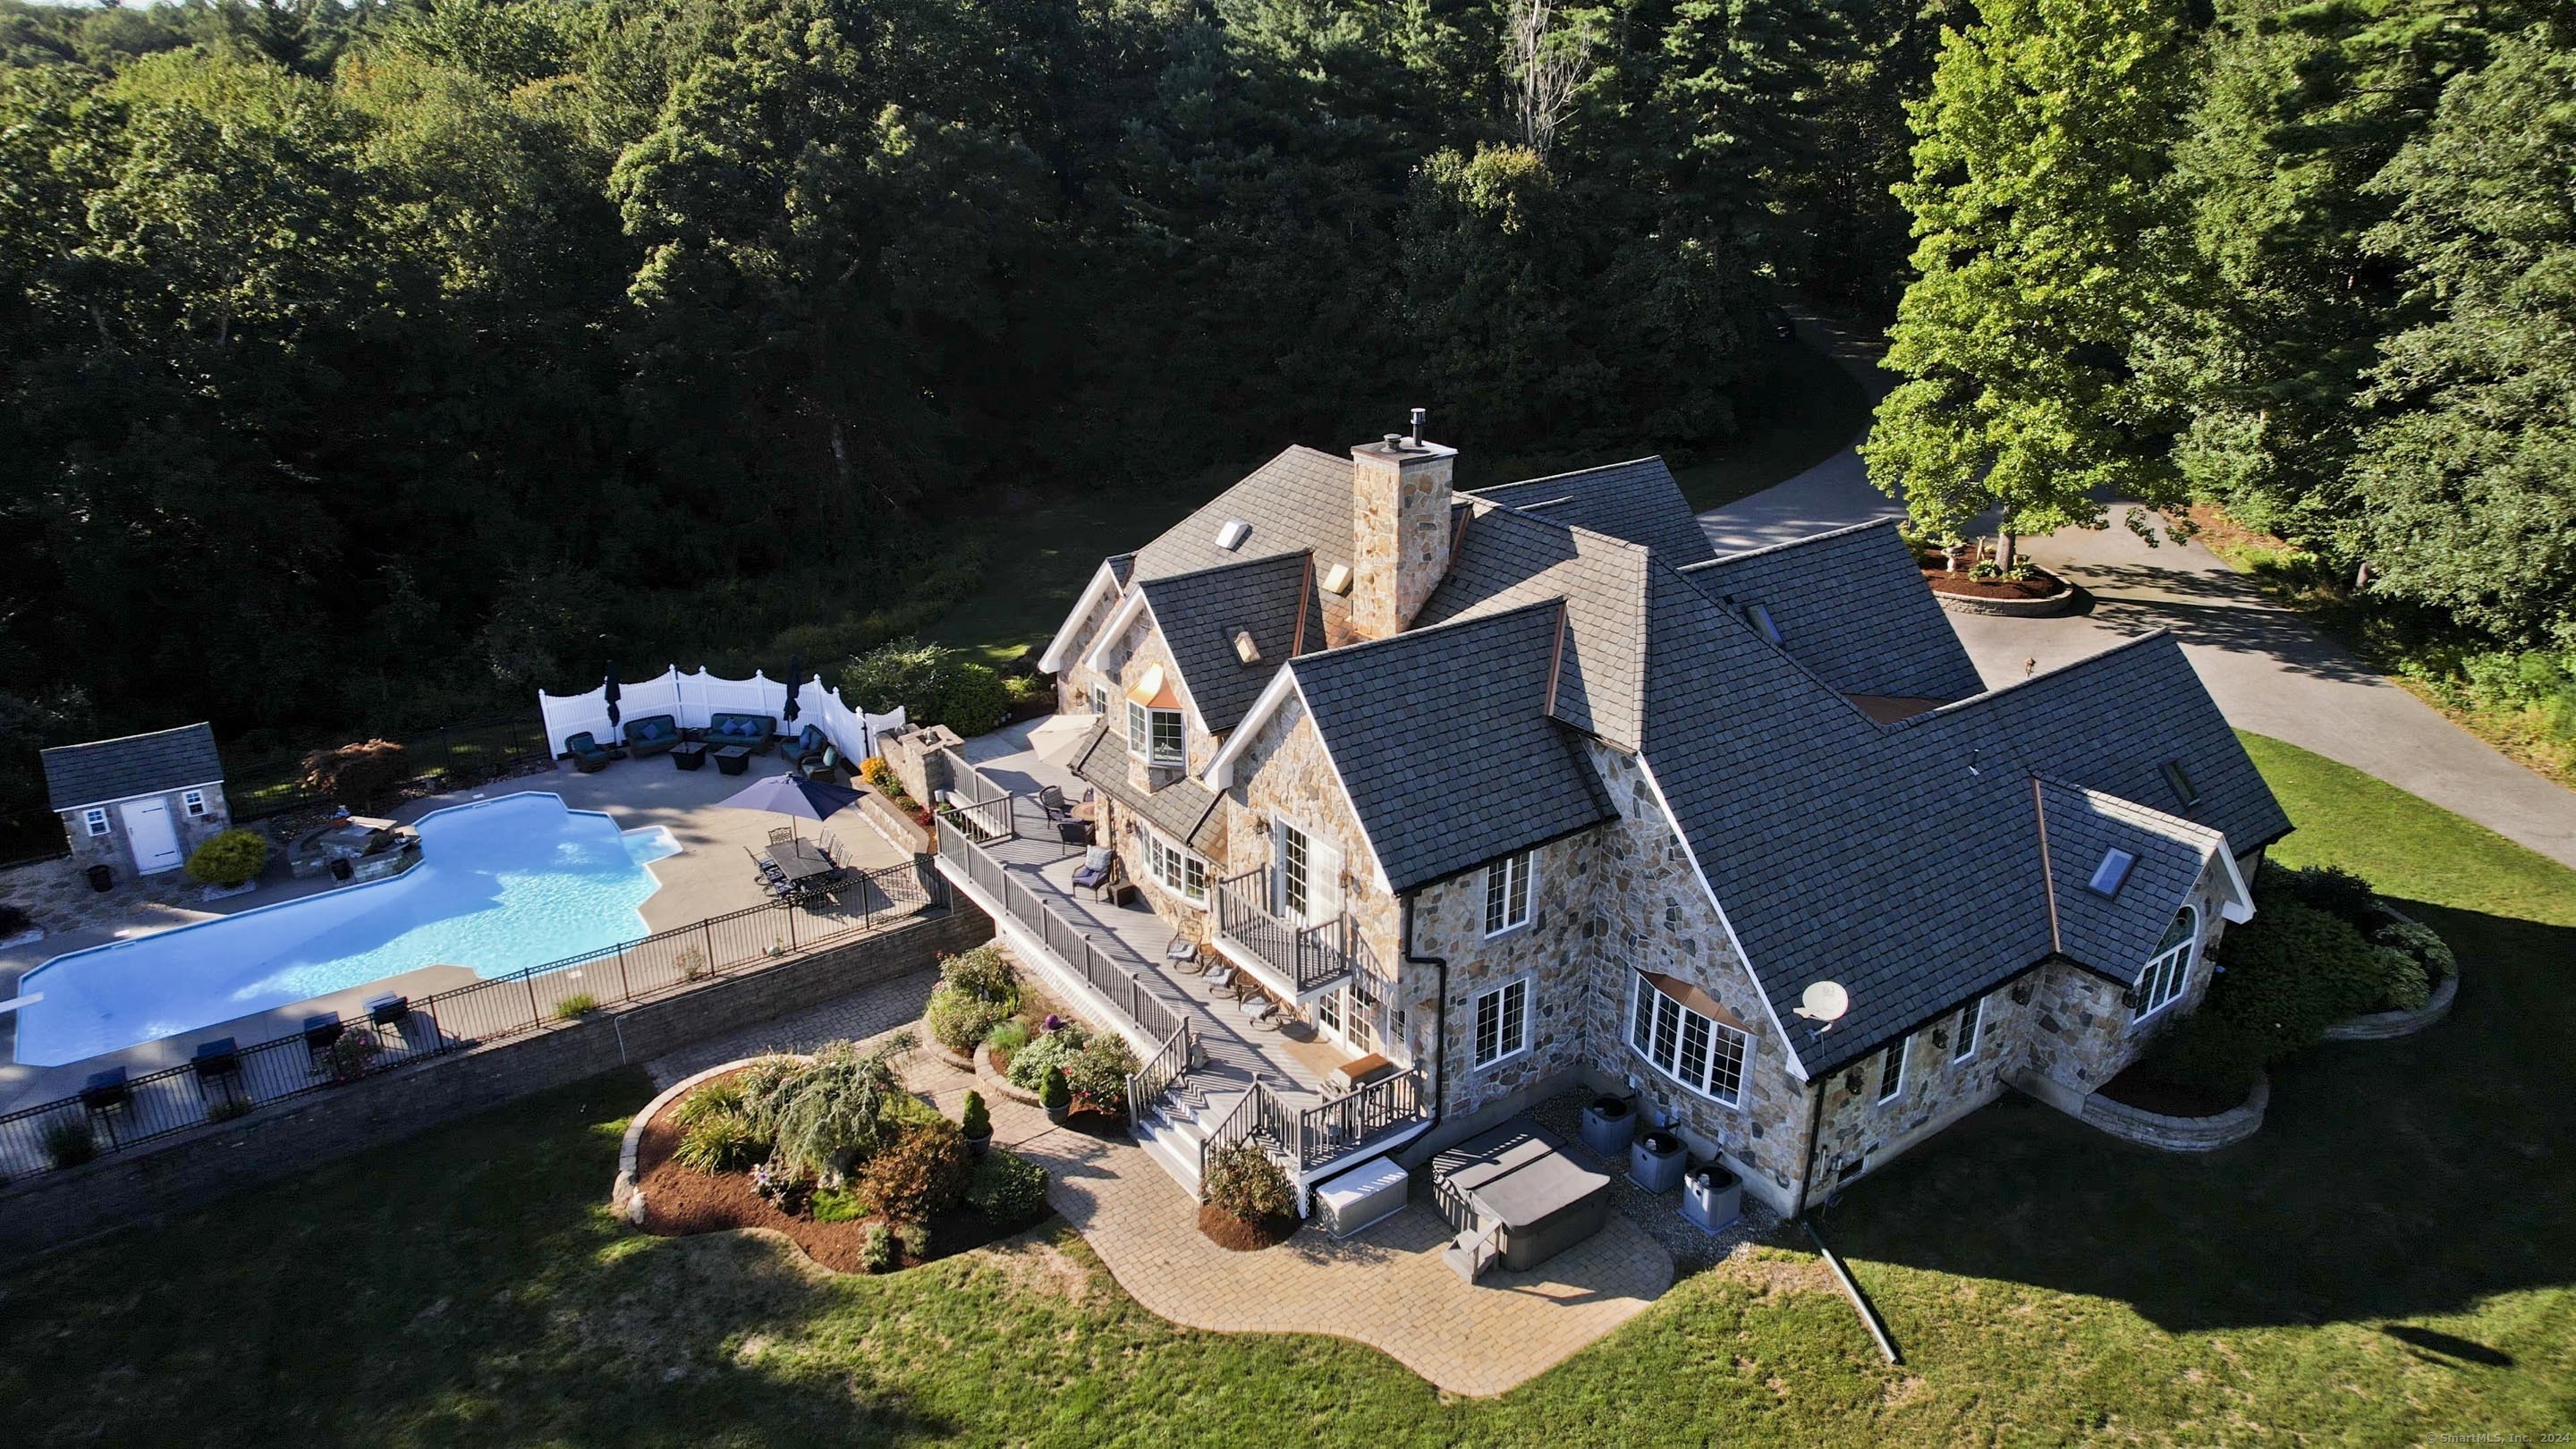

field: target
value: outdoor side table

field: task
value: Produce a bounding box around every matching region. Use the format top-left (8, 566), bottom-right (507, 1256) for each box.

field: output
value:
top-left (671, 742), bottom-right (708, 772)
top-left (714, 745), bottom-right (751, 776)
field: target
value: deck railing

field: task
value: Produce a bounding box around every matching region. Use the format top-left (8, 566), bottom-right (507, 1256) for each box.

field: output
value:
top-left (1193, 1066), bottom-right (1430, 1193)
top-left (1212, 868), bottom-right (1358, 996)
top-left (936, 808), bottom-right (1187, 1048)
top-left (1126, 1020), bottom-right (1192, 1134)
top-left (0, 861), bottom-right (937, 1185)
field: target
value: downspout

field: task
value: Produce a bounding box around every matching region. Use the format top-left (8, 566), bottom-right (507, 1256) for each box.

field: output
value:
top-left (1401, 892), bottom-right (1449, 1136)
top-left (1792, 1073), bottom-right (1830, 1218)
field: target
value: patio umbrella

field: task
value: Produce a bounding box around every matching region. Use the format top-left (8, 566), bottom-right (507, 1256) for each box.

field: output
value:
top-left (714, 772), bottom-right (860, 838)
top-left (602, 663), bottom-right (623, 744)
top-left (782, 657), bottom-right (803, 725)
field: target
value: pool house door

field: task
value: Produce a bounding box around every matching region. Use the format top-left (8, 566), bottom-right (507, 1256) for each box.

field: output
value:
top-left (121, 798), bottom-right (183, 874)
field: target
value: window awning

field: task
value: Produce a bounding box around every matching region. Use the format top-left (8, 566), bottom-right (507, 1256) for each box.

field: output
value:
top-left (1124, 664), bottom-right (1179, 709)
top-left (1636, 970), bottom-right (1753, 1035)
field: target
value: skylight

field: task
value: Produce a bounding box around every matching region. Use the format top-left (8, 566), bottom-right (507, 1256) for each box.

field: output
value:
top-left (2088, 848), bottom-right (2137, 898)
top-left (2161, 758), bottom-right (2199, 809)
top-left (1232, 629), bottom-right (1261, 665)
top-left (1215, 519), bottom-right (1250, 551)
top-left (1747, 603), bottom-right (1782, 647)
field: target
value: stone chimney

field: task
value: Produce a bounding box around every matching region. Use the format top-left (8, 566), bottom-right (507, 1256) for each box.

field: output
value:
top-left (1349, 411), bottom-right (1455, 640)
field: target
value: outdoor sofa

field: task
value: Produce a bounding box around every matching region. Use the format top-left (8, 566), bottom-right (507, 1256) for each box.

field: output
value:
top-left (623, 714), bottom-right (682, 757)
top-left (704, 713), bottom-right (777, 754)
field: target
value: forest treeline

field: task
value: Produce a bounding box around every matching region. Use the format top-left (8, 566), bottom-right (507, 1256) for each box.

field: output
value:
top-left (0, 0), bottom-right (1934, 835)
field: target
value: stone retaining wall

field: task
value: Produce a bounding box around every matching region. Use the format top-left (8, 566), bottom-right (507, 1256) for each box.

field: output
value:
top-left (2323, 969), bottom-right (2457, 1041)
top-left (0, 905), bottom-right (991, 1267)
top-left (2077, 1072), bottom-right (2268, 1152)
top-left (1931, 569), bottom-right (2077, 617)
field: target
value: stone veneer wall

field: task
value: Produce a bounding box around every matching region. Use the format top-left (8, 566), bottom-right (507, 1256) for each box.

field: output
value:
top-left (59, 785), bottom-right (234, 879)
top-left (1349, 444), bottom-right (1453, 640)
top-left (2017, 854), bottom-right (2233, 1113)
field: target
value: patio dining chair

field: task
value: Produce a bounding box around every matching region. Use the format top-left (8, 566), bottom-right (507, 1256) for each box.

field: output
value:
top-left (768, 825), bottom-right (797, 848)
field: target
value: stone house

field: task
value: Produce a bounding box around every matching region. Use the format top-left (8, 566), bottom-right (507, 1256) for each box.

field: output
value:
top-left (1019, 420), bottom-right (2289, 1215)
top-left (41, 724), bottom-right (233, 883)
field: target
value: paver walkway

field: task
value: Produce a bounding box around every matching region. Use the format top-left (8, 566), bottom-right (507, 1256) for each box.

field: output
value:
top-left (647, 982), bottom-right (1677, 1398)
top-left (1700, 317), bottom-right (2576, 871)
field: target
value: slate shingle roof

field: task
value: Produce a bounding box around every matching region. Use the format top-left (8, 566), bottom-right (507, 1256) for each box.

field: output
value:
top-left (1288, 603), bottom-right (1617, 894)
top-left (40, 724), bottom-right (225, 811)
top-left (1139, 553), bottom-right (1322, 735)
top-left (1415, 505), bottom-right (1652, 749)
top-left (2036, 778), bottom-right (2228, 981)
top-left (1680, 520), bottom-right (1985, 704)
top-left (1131, 446), bottom-right (1357, 584)
top-left (1070, 720), bottom-right (1224, 849)
top-left (1466, 458), bottom-right (1716, 564)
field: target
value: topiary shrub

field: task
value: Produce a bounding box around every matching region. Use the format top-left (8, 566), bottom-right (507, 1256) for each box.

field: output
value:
top-left (1038, 1064), bottom-right (1072, 1115)
top-left (299, 740), bottom-right (411, 809)
top-left (838, 638), bottom-right (1009, 737)
top-left (967, 1149), bottom-right (1051, 1228)
top-left (860, 1222), bottom-right (896, 1273)
top-left (1203, 1140), bottom-right (1293, 1223)
top-left (858, 1120), bottom-right (973, 1224)
top-left (960, 1089), bottom-right (991, 1141)
top-left (184, 829), bottom-right (269, 888)
top-left (2206, 900), bottom-right (2386, 1060)
top-left (2372, 919), bottom-right (2456, 983)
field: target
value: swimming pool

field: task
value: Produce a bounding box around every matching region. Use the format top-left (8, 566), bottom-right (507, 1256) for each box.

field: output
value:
top-left (14, 792), bottom-right (680, 1066)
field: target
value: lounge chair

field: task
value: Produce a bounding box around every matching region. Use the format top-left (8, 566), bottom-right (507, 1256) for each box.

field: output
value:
top-left (564, 732), bottom-right (611, 773)
top-left (623, 715), bottom-right (682, 758)
top-left (787, 724), bottom-right (828, 767)
top-left (802, 746), bottom-right (841, 783)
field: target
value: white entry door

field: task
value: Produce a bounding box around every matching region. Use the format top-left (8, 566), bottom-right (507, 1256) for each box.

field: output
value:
top-left (121, 799), bottom-right (183, 874)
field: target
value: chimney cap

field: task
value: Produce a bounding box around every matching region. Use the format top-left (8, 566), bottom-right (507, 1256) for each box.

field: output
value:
top-left (1382, 433), bottom-right (1405, 449)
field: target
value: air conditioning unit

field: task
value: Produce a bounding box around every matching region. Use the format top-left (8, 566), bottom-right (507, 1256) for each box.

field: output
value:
top-left (1682, 1160), bottom-right (1741, 1234)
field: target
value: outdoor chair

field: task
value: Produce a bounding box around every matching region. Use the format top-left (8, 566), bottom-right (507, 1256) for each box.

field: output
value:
top-left (788, 724), bottom-right (828, 766)
top-left (802, 746), bottom-right (841, 783)
top-left (1038, 784), bottom-right (1071, 818)
top-left (563, 732), bottom-right (611, 773)
top-left (1056, 818), bottom-right (1094, 846)
top-left (1241, 992), bottom-right (1279, 1030)
top-left (1072, 852), bottom-right (1123, 902)
top-left (768, 825), bottom-right (797, 848)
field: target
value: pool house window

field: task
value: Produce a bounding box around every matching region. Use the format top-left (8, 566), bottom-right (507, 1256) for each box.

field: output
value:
top-left (182, 789), bottom-right (208, 818)
top-left (1628, 973), bottom-right (1749, 1106)
top-left (2132, 906), bottom-right (2199, 1021)
top-left (82, 808), bottom-right (109, 837)
top-left (1484, 850), bottom-right (1534, 936)
top-left (1472, 978), bottom-right (1530, 1068)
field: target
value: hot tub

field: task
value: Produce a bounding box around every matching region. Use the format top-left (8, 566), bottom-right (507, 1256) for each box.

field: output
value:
top-left (1431, 1121), bottom-right (1612, 1272)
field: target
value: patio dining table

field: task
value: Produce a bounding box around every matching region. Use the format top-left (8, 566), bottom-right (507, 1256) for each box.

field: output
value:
top-left (768, 837), bottom-right (840, 885)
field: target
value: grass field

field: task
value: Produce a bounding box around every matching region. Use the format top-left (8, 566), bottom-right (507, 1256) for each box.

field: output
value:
top-left (2, 733), bottom-right (2566, 1445)
top-left (920, 334), bottom-right (1876, 669)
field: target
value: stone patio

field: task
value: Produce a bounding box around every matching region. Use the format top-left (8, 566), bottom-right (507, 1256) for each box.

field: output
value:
top-left (648, 978), bottom-right (1684, 1399)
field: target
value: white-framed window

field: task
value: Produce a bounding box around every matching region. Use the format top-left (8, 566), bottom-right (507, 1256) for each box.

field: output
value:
top-left (2133, 906), bottom-right (2199, 1021)
top-left (1483, 850), bottom-right (1534, 936)
top-left (1148, 708), bottom-right (1184, 766)
top-left (1953, 995), bottom-right (1983, 1062)
top-left (1278, 819), bottom-right (1310, 919)
top-left (82, 808), bottom-right (110, 837)
top-left (1471, 978), bottom-right (1530, 1068)
top-left (1141, 826), bottom-right (1208, 903)
top-left (1126, 699), bottom-right (1147, 753)
top-left (1627, 974), bottom-right (1749, 1106)
top-left (1877, 1035), bottom-right (1908, 1103)
top-left (1089, 682), bottom-right (1109, 717)
top-left (1316, 984), bottom-right (1342, 1036)
top-left (181, 789), bottom-right (208, 818)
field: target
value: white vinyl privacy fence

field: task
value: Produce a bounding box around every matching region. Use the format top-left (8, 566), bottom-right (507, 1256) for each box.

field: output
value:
top-left (538, 668), bottom-right (903, 761)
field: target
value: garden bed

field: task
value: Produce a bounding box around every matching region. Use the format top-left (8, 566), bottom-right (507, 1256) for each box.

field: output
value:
top-left (2096, 1063), bottom-right (2243, 1119)
top-left (1916, 545), bottom-right (2076, 615)
top-left (1198, 1204), bottom-right (1299, 1252)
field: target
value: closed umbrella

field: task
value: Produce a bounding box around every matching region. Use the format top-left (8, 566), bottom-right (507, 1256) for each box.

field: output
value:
top-left (782, 657), bottom-right (804, 726)
top-left (603, 663), bottom-right (623, 746)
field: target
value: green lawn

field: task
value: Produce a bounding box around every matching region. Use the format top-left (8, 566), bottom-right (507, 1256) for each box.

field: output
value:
top-left (3, 733), bottom-right (2566, 1445)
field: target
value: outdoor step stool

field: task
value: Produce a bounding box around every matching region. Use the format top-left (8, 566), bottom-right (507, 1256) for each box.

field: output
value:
top-left (367, 993), bottom-right (414, 1050)
top-left (193, 1038), bottom-right (244, 1110)
top-left (302, 1012), bottom-right (344, 1071)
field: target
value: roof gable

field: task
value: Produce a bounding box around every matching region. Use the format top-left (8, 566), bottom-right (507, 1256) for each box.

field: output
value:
top-left (1131, 446), bottom-right (1355, 584)
top-left (1468, 457), bottom-right (1716, 564)
top-left (2035, 778), bottom-right (2224, 979)
top-left (1681, 520), bottom-right (1984, 704)
top-left (41, 724), bottom-right (224, 811)
top-left (1137, 552), bottom-right (1322, 735)
top-left (1415, 505), bottom-right (1652, 749)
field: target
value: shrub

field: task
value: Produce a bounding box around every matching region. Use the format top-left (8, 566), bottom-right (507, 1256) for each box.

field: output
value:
top-left (1007, 1021), bottom-right (1089, 1092)
top-left (960, 1089), bottom-right (991, 1140)
top-left (860, 1223), bottom-right (896, 1273)
top-left (810, 1186), bottom-right (869, 1223)
top-left (2371, 946), bottom-right (2432, 1013)
top-left (838, 638), bottom-right (1010, 737)
top-left (2207, 900), bottom-right (2387, 1060)
top-left (895, 1220), bottom-right (932, 1259)
top-left (2258, 860), bottom-right (2379, 927)
top-left (323, 1028), bottom-right (382, 1083)
top-left (734, 1054), bottom-right (810, 1138)
top-left (671, 1080), bottom-right (747, 1131)
top-left (553, 992), bottom-right (601, 1021)
top-left (938, 945), bottom-right (1017, 1004)
top-left (985, 1019), bottom-right (1030, 1054)
top-left (967, 1149), bottom-right (1050, 1228)
top-left (1062, 1035), bottom-right (1140, 1118)
top-left (768, 1034), bottom-right (918, 1183)
top-left (1038, 1065), bottom-right (1071, 1114)
top-left (857, 1120), bottom-right (973, 1224)
top-left (299, 739), bottom-right (411, 809)
top-left (673, 1111), bottom-right (767, 1174)
top-left (860, 756), bottom-right (902, 795)
top-left (1203, 1141), bottom-right (1293, 1222)
top-left (925, 986), bottom-right (1013, 1053)
top-left (207, 1095), bottom-right (254, 1123)
top-left (0, 902), bottom-right (30, 937)
top-left (43, 1118), bottom-right (96, 1170)
top-left (2373, 919), bottom-right (2457, 983)
top-left (184, 829), bottom-right (269, 888)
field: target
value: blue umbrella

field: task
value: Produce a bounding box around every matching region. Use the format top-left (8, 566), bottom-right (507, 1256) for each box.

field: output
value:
top-left (715, 772), bottom-right (860, 835)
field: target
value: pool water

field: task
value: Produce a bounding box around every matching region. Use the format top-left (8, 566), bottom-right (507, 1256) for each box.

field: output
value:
top-left (14, 792), bottom-right (681, 1066)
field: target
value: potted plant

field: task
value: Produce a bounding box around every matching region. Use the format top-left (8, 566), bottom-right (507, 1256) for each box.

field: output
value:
top-left (1039, 1065), bottom-right (1072, 1124)
top-left (961, 1089), bottom-right (994, 1159)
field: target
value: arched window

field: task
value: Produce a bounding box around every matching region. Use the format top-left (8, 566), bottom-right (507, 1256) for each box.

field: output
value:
top-left (2132, 906), bottom-right (2199, 1020)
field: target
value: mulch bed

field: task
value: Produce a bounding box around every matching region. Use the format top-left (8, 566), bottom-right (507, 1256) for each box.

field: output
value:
top-left (631, 1070), bottom-right (1019, 1274)
top-left (1916, 546), bottom-right (2072, 601)
top-left (1198, 1204), bottom-right (1300, 1251)
top-left (2097, 1063), bottom-right (2244, 1119)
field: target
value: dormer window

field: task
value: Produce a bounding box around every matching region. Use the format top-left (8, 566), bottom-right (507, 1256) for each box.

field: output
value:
top-left (1126, 699), bottom-right (1184, 767)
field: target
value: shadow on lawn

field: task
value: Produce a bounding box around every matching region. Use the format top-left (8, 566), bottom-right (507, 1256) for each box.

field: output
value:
top-left (1823, 900), bottom-right (2575, 1333)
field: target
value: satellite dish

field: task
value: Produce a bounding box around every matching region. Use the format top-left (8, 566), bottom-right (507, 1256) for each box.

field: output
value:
top-left (1793, 980), bottom-right (1850, 1027)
